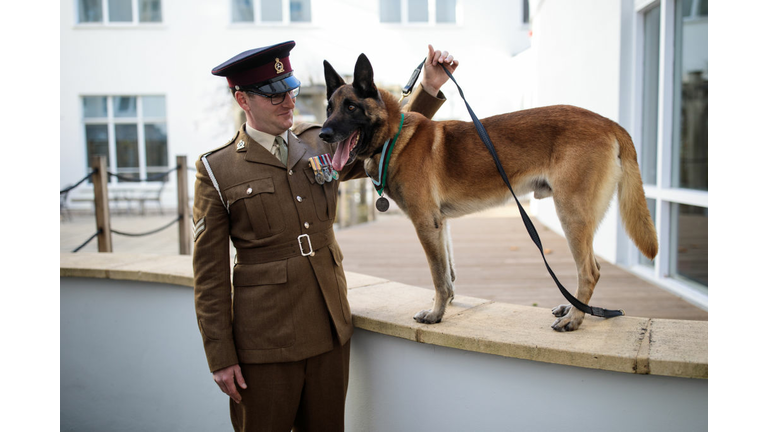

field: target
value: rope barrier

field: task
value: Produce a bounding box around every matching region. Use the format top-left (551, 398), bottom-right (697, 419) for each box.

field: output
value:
top-left (107, 165), bottom-right (180, 183)
top-left (72, 229), bottom-right (102, 253)
top-left (61, 169), bottom-right (97, 195)
top-left (65, 163), bottom-right (187, 253)
top-left (71, 216), bottom-right (184, 252)
top-left (110, 215), bottom-right (182, 237)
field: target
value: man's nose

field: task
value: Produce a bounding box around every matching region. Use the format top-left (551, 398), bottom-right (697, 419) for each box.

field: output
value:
top-left (283, 93), bottom-right (297, 108)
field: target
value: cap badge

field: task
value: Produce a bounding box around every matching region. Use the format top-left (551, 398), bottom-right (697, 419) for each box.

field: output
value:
top-left (274, 58), bottom-right (285, 74)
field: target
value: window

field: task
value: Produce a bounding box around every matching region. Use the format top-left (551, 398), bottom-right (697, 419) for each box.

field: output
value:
top-left (78, 0), bottom-right (162, 24)
top-left (634, 0), bottom-right (707, 295)
top-left (379, 0), bottom-right (458, 24)
top-left (522, 0), bottom-right (530, 24)
top-left (83, 95), bottom-right (168, 183)
top-left (232, 0), bottom-right (312, 24)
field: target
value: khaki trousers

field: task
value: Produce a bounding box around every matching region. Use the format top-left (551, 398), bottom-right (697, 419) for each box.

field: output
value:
top-left (229, 341), bottom-right (351, 432)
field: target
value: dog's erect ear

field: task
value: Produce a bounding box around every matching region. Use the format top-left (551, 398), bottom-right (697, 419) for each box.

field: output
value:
top-left (323, 60), bottom-right (346, 101)
top-left (353, 54), bottom-right (377, 98)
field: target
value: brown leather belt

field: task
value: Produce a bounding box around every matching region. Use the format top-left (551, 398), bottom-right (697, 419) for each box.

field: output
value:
top-left (236, 228), bottom-right (335, 264)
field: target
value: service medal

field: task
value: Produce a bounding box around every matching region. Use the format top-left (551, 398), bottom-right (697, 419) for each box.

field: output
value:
top-left (321, 154), bottom-right (333, 182)
top-left (376, 196), bottom-right (390, 212)
top-left (309, 157), bottom-right (325, 184)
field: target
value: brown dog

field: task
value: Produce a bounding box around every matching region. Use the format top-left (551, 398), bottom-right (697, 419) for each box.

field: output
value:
top-left (320, 54), bottom-right (658, 331)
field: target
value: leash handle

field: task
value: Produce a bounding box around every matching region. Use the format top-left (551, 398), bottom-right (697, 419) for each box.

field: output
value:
top-left (400, 58), bottom-right (427, 102)
top-left (436, 63), bottom-right (624, 319)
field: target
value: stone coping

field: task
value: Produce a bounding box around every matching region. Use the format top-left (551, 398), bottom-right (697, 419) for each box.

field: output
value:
top-left (60, 253), bottom-right (707, 379)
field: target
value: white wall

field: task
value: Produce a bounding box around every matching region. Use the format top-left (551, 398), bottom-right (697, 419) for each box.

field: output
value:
top-left (61, 276), bottom-right (707, 432)
top-left (60, 0), bottom-right (533, 204)
top-left (527, 0), bottom-right (633, 264)
top-left (348, 329), bottom-right (706, 432)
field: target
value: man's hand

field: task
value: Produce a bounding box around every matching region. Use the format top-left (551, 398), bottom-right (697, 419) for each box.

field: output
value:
top-left (212, 364), bottom-right (247, 404)
top-left (422, 44), bottom-right (459, 97)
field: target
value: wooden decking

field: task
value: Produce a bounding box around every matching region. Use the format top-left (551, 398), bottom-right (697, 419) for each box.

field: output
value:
top-left (60, 203), bottom-right (707, 321)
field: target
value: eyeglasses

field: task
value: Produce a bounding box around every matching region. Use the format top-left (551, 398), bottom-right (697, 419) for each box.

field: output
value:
top-left (246, 87), bottom-right (301, 105)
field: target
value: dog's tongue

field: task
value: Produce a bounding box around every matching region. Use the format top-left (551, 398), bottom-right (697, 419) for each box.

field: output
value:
top-left (331, 131), bottom-right (358, 172)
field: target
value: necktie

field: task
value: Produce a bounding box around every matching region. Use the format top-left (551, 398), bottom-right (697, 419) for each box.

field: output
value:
top-left (271, 136), bottom-right (288, 166)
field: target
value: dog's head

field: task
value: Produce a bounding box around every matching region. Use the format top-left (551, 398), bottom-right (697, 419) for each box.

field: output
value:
top-left (320, 54), bottom-right (393, 172)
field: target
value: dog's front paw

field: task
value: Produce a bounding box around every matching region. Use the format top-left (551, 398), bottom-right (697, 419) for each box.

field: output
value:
top-left (413, 309), bottom-right (443, 324)
top-left (551, 307), bottom-right (585, 332)
top-left (552, 304), bottom-right (571, 317)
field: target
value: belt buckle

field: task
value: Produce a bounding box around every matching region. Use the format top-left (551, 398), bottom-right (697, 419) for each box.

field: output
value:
top-left (298, 234), bottom-right (314, 257)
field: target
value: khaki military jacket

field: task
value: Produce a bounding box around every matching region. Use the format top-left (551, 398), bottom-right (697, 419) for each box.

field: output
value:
top-left (193, 85), bottom-right (445, 372)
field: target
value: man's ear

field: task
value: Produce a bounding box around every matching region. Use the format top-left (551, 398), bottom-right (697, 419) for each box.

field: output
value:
top-left (323, 60), bottom-right (346, 100)
top-left (234, 90), bottom-right (250, 111)
top-left (352, 54), bottom-right (377, 98)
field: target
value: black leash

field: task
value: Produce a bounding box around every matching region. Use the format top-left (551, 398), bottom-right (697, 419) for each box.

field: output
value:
top-left (403, 59), bottom-right (624, 319)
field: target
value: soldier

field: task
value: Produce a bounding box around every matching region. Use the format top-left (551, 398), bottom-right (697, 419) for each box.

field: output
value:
top-left (193, 41), bottom-right (457, 431)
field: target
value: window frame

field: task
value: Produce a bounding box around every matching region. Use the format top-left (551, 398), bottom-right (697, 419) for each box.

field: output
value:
top-left (75, 0), bottom-right (164, 26)
top-left (379, 0), bottom-right (462, 26)
top-left (230, 0), bottom-right (313, 25)
top-left (82, 95), bottom-right (169, 185)
top-left (630, 0), bottom-right (708, 307)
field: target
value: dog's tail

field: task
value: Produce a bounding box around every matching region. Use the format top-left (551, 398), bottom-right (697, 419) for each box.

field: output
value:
top-left (615, 126), bottom-right (658, 259)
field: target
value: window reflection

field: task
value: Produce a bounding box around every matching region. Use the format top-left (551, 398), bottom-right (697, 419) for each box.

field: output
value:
top-left (115, 124), bottom-right (140, 181)
top-left (380, 0), bottom-right (401, 23)
top-left (290, 0), bottom-right (311, 22)
top-left (672, 203), bottom-right (707, 288)
top-left (145, 123), bottom-right (168, 174)
top-left (641, 5), bottom-right (660, 186)
top-left (85, 125), bottom-right (109, 171)
top-left (262, 0), bottom-right (282, 22)
top-left (232, 0), bottom-right (254, 22)
top-left (108, 0), bottom-right (133, 22)
top-left (673, 0), bottom-right (708, 190)
top-left (409, 0), bottom-right (428, 22)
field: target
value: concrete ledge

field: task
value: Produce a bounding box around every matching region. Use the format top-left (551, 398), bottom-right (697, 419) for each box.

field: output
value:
top-left (60, 253), bottom-right (707, 379)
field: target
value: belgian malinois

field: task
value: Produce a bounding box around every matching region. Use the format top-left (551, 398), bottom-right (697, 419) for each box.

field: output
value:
top-left (320, 54), bottom-right (658, 331)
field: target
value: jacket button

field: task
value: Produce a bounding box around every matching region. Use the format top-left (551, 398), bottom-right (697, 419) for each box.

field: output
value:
top-left (296, 196), bottom-right (303, 202)
top-left (246, 187), bottom-right (253, 195)
top-left (288, 170), bottom-right (293, 175)
top-left (304, 222), bottom-right (310, 228)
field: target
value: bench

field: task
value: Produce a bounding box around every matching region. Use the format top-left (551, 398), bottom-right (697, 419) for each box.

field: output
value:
top-left (65, 178), bottom-right (167, 216)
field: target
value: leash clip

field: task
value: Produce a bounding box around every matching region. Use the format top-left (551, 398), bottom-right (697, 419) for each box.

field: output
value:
top-left (298, 234), bottom-right (315, 257)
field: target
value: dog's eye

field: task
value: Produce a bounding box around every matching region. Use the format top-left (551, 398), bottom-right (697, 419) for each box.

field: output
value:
top-left (348, 105), bottom-right (356, 111)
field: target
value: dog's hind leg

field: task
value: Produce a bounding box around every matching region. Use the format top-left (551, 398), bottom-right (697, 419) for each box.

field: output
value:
top-left (446, 221), bottom-right (456, 286)
top-left (550, 223), bottom-right (599, 332)
top-left (412, 213), bottom-right (454, 324)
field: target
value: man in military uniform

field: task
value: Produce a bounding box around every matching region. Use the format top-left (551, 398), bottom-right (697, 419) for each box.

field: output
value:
top-left (193, 41), bottom-right (457, 431)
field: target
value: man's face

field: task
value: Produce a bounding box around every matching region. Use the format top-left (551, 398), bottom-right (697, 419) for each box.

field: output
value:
top-left (237, 89), bottom-right (296, 135)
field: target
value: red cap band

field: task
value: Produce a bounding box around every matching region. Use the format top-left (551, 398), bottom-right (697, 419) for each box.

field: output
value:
top-left (226, 56), bottom-right (293, 88)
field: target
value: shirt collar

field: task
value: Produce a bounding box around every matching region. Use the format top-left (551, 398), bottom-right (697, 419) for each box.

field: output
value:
top-left (245, 123), bottom-right (289, 152)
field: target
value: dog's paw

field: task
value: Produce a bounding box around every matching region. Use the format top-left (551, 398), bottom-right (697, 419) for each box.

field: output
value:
top-left (413, 309), bottom-right (443, 324)
top-left (551, 309), bottom-right (585, 332)
top-left (552, 304), bottom-right (571, 318)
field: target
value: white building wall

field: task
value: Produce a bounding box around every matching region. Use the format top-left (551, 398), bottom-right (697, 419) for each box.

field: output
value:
top-left (60, 0), bottom-right (533, 204)
top-left (527, 0), bottom-right (628, 264)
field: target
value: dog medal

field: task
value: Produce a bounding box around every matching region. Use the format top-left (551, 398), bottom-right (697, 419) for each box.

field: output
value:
top-left (376, 196), bottom-right (390, 212)
top-left (309, 156), bottom-right (325, 184)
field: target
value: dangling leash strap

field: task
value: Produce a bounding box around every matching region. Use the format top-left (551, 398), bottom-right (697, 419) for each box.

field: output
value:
top-left (404, 60), bottom-right (624, 319)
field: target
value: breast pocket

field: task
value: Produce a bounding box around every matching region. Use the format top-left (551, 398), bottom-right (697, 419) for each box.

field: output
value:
top-left (225, 178), bottom-right (286, 239)
top-left (232, 260), bottom-right (295, 350)
top-left (304, 168), bottom-right (338, 221)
